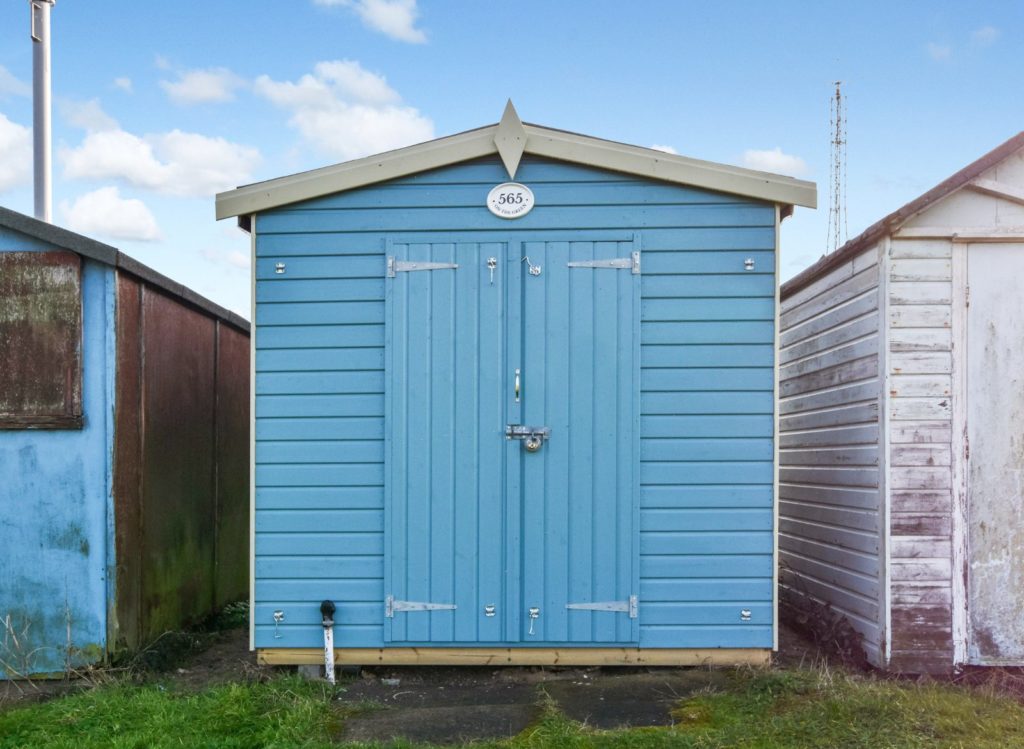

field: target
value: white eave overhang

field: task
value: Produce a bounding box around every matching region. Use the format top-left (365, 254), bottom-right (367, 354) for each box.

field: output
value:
top-left (215, 101), bottom-right (817, 221)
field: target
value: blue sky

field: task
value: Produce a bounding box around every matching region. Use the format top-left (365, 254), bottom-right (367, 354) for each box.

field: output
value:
top-left (0, 1), bottom-right (1021, 317)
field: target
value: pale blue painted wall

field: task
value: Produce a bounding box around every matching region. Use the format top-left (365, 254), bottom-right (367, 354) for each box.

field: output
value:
top-left (0, 227), bottom-right (116, 676)
top-left (252, 155), bottom-right (776, 650)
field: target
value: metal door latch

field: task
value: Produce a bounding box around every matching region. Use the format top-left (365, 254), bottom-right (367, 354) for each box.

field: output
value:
top-left (527, 607), bottom-right (540, 635)
top-left (506, 425), bottom-right (551, 452)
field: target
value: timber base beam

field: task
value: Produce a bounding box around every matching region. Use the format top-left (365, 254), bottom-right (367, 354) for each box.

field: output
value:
top-left (257, 647), bottom-right (772, 667)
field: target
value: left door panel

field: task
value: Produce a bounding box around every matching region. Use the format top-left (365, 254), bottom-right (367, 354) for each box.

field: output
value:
top-left (386, 242), bottom-right (509, 643)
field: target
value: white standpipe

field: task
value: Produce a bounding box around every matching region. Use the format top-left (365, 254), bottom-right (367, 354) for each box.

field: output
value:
top-left (320, 600), bottom-right (336, 684)
top-left (31, 0), bottom-right (55, 223)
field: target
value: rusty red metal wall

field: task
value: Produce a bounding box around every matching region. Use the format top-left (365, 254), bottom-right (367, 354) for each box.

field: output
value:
top-left (214, 323), bottom-right (250, 609)
top-left (113, 272), bottom-right (249, 650)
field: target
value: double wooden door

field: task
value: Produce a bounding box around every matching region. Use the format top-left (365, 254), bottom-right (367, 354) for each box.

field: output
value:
top-left (384, 238), bottom-right (639, 645)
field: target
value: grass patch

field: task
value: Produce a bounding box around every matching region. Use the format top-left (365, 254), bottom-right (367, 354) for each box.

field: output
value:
top-left (0, 675), bottom-right (341, 749)
top-left (2, 666), bottom-right (1024, 748)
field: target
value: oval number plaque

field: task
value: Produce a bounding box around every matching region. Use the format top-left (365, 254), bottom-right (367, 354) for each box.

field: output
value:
top-left (487, 182), bottom-right (535, 219)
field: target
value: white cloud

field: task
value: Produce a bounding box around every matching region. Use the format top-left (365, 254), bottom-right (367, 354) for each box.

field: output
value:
top-left (62, 187), bottom-right (162, 241)
top-left (113, 77), bottom-right (133, 93)
top-left (315, 0), bottom-right (426, 43)
top-left (202, 246), bottom-right (251, 270)
top-left (227, 250), bottom-right (250, 269)
top-left (0, 113), bottom-right (31, 192)
top-left (61, 128), bottom-right (260, 197)
top-left (154, 54), bottom-right (172, 71)
top-left (255, 60), bottom-right (432, 161)
top-left (971, 26), bottom-right (1000, 47)
top-left (927, 42), bottom-right (952, 61)
top-left (160, 67), bottom-right (245, 105)
top-left (650, 144), bottom-right (678, 155)
top-left (0, 65), bottom-right (30, 98)
top-left (742, 147), bottom-right (808, 176)
top-left (59, 98), bottom-right (119, 132)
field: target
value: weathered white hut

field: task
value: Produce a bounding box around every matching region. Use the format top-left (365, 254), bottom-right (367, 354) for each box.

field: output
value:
top-left (779, 132), bottom-right (1024, 673)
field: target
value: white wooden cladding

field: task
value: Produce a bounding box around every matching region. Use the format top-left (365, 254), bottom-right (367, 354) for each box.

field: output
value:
top-left (778, 244), bottom-right (885, 667)
top-left (886, 236), bottom-right (957, 670)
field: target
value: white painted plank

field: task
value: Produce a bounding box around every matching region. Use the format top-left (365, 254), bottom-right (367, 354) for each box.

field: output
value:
top-left (889, 421), bottom-right (951, 444)
top-left (889, 239), bottom-right (953, 260)
top-left (890, 466), bottom-right (952, 491)
top-left (890, 559), bottom-right (952, 582)
top-left (891, 444), bottom-right (952, 467)
top-left (890, 397), bottom-right (951, 421)
top-left (889, 352), bottom-right (952, 375)
top-left (890, 259), bottom-right (952, 282)
top-left (891, 537), bottom-right (951, 559)
top-left (890, 328), bottom-right (952, 353)
top-left (889, 281), bottom-right (952, 305)
top-left (889, 490), bottom-right (951, 514)
top-left (889, 305), bottom-right (951, 329)
top-left (780, 571), bottom-right (880, 622)
top-left (781, 336), bottom-right (878, 377)
top-left (888, 374), bottom-right (951, 398)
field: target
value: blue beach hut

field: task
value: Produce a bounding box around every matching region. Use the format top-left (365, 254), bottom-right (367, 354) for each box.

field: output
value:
top-left (216, 103), bottom-right (816, 666)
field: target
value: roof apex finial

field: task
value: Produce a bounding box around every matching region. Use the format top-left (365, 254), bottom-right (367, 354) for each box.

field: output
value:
top-left (494, 100), bottom-right (528, 179)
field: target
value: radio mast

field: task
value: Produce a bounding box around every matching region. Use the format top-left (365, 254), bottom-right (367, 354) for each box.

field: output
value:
top-left (826, 81), bottom-right (847, 253)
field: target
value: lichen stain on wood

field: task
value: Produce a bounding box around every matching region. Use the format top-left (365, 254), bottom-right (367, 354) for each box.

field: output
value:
top-left (0, 252), bottom-right (82, 427)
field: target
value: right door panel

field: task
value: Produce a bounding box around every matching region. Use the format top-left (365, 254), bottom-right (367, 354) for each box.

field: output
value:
top-left (517, 240), bottom-right (640, 644)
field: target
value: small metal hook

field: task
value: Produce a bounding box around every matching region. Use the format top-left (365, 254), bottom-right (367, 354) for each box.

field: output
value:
top-left (521, 256), bottom-right (541, 276)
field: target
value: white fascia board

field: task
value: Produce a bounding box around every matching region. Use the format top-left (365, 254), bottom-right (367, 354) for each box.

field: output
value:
top-left (215, 127), bottom-right (499, 219)
top-left (216, 123), bottom-right (818, 219)
top-left (522, 126), bottom-right (818, 209)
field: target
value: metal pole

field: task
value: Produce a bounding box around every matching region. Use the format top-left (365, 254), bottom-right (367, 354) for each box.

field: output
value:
top-left (31, 0), bottom-right (55, 223)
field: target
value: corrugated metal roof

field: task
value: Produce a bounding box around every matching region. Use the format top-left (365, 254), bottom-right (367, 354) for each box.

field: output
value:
top-left (782, 131), bottom-right (1024, 301)
top-left (0, 206), bottom-right (250, 333)
top-left (216, 102), bottom-right (817, 220)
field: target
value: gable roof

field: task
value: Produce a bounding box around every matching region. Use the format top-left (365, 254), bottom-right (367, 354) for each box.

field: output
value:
top-left (782, 130), bottom-right (1024, 300)
top-left (0, 206), bottom-right (249, 333)
top-left (215, 101), bottom-right (817, 220)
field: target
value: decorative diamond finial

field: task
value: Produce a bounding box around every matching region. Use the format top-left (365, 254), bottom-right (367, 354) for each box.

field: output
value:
top-left (494, 100), bottom-right (528, 179)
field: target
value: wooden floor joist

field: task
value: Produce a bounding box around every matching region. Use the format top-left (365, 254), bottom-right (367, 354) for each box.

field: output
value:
top-left (257, 647), bottom-right (772, 667)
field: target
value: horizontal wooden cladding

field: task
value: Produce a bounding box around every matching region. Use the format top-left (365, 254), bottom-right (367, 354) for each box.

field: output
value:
top-left (782, 264), bottom-right (879, 331)
top-left (256, 204), bottom-right (777, 234)
top-left (779, 573), bottom-right (879, 626)
top-left (890, 558), bottom-right (952, 582)
top-left (780, 313), bottom-right (878, 368)
top-left (781, 533), bottom-right (879, 578)
top-left (779, 550), bottom-right (879, 601)
top-left (779, 466), bottom-right (878, 490)
top-left (778, 517), bottom-right (879, 555)
top-left (260, 241), bottom-right (762, 282)
top-left (258, 647), bottom-right (772, 667)
top-left (779, 402), bottom-right (878, 433)
top-left (779, 484), bottom-right (878, 511)
top-left (891, 513), bottom-right (952, 536)
top-left (779, 500), bottom-right (879, 533)
top-left (780, 291), bottom-right (877, 349)
top-left (779, 381), bottom-right (877, 418)
top-left (257, 226), bottom-right (777, 257)
top-left (779, 446), bottom-right (878, 467)
top-left (779, 354), bottom-right (878, 398)
top-left (779, 424), bottom-right (879, 449)
top-left (888, 373), bottom-right (950, 398)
